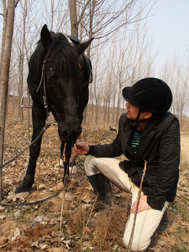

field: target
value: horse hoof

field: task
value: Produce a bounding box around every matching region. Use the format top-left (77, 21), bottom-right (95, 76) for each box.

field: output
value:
top-left (15, 185), bottom-right (30, 194)
top-left (15, 176), bottom-right (34, 194)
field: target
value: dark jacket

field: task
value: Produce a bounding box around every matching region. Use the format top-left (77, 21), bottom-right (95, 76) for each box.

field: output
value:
top-left (88, 112), bottom-right (180, 210)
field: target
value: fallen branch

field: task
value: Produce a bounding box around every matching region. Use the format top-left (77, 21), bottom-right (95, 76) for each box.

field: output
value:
top-left (127, 160), bottom-right (147, 252)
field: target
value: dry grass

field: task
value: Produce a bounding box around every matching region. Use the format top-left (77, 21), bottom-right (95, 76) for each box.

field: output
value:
top-left (1, 101), bottom-right (189, 251)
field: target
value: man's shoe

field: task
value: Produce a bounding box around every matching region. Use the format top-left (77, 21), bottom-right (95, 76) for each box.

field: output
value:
top-left (88, 173), bottom-right (113, 207)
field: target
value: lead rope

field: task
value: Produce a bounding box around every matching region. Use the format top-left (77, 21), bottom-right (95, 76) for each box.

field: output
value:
top-left (60, 142), bottom-right (78, 230)
top-left (60, 142), bottom-right (67, 229)
top-left (0, 122), bottom-right (52, 205)
top-left (36, 60), bottom-right (49, 118)
top-left (36, 60), bottom-right (46, 93)
top-left (42, 69), bottom-right (49, 118)
top-left (0, 60), bottom-right (51, 204)
top-left (62, 143), bottom-right (66, 163)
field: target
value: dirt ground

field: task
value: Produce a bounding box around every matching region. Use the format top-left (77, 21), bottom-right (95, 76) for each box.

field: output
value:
top-left (180, 132), bottom-right (189, 164)
top-left (0, 121), bottom-right (189, 252)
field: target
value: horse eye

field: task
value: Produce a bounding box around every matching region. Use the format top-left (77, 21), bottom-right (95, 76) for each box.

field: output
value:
top-left (47, 67), bottom-right (59, 81)
top-left (46, 67), bottom-right (54, 78)
top-left (49, 67), bottom-right (54, 76)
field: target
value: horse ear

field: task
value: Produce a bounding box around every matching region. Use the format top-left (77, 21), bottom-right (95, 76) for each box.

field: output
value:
top-left (76, 37), bottom-right (94, 55)
top-left (41, 24), bottom-right (53, 50)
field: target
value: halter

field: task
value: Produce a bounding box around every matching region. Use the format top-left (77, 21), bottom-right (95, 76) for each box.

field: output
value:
top-left (36, 59), bottom-right (80, 117)
top-left (35, 33), bottom-right (72, 117)
top-left (36, 60), bottom-right (49, 118)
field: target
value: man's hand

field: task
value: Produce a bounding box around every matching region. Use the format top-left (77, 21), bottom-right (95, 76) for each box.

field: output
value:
top-left (72, 142), bottom-right (90, 156)
top-left (130, 195), bottom-right (152, 214)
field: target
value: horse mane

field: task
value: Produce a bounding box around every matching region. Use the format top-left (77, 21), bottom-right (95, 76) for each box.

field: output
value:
top-left (44, 33), bottom-right (80, 81)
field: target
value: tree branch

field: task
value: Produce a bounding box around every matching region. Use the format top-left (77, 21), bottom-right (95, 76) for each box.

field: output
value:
top-left (77, 0), bottom-right (91, 25)
top-left (15, 0), bottom-right (20, 8)
top-left (127, 160), bottom-right (147, 252)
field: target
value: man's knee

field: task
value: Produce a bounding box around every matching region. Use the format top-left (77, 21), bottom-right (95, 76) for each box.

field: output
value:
top-left (84, 155), bottom-right (95, 168)
top-left (84, 155), bottom-right (97, 176)
top-left (123, 232), bottom-right (150, 252)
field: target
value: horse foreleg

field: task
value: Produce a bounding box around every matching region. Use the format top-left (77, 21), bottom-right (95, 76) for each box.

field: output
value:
top-left (15, 105), bottom-right (46, 193)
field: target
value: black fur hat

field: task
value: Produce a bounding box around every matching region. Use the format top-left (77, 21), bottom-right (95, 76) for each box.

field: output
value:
top-left (122, 77), bottom-right (172, 113)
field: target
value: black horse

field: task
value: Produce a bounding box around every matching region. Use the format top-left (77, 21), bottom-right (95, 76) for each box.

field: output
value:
top-left (16, 25), bottom-right (93, 193)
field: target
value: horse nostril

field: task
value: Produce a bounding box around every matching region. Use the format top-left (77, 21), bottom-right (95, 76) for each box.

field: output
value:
top-left (61, 126), bottom-right (82, 142)
top-left (62, 130), bottom-right (69, 141)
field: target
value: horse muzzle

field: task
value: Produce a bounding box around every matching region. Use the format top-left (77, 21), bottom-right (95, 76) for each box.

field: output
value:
top-left (59, 123), bottom-right (82, 143)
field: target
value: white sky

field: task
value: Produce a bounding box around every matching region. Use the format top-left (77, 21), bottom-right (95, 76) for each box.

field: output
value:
top-left (147, 0), bottom-right (189, 75)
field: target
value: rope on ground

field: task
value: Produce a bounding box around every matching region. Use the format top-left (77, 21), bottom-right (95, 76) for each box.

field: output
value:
top-left (0, 187), bottom-right (63, 207)
top-left (0, 122), bottom-right (76, 208)
top-left (0, 122), bottom-right (51, 170)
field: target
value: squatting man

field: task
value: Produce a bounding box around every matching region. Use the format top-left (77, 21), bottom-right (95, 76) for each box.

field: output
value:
top-left (72, 77), bottom-right (180, 252)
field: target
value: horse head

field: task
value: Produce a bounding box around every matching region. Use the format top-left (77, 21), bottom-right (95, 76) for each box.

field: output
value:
top-left (39, 25), bottom-right (93, 143)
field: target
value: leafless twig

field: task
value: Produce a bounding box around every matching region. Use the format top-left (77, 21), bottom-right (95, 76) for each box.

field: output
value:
top-left (78, 193), bottom-right (98, 251)
top-left (15, 0), bottom-right (20, 8)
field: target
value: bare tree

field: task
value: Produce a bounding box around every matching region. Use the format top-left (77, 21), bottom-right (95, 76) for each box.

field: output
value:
top-left (0, 1), bottom-right (7, 74)
top-left (0, 0), bottom-right (17, 199)
top-left (69, 0), bottom-right (78, 37)
top-left (102, 60), bottom-right (115, 124)
top-left (88, 7), bottom-right (158, 125)
top-left (91, 41), bottom-right (102, 124)
top-left (43, 0), bottom-right (66, 31)
top-left (0, 0), bottom-right (160, 130)
top-left (17, 0), bottom-right (27, 121)
top-left (159, 53), bottom-right (189, 127)
top-left (69, 0), bottom-right (156, 50)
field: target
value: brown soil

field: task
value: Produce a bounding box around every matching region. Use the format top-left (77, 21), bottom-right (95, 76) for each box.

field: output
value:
top-left (0, 121), bottom-right (188, 252)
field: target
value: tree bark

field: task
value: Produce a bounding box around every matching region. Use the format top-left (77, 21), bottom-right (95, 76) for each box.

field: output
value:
top-left (18, 0), bottom-right (27, 121)
top-left (0, 0), bottom-right (16, 199)
top-left (0, 1), bottom-right (7, 75)
top-left (69, 0), bottom-right (78, 37)
top-left (87, 0), bottom-right (95, 58)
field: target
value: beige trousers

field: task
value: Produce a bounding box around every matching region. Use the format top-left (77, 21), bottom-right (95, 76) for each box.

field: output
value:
top-left (84, 155), bottom-right (168, 252)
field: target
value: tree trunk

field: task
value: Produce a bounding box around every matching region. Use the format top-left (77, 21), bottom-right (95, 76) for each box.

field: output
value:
top-left (69, 0), bottom-right (78, 37)
top-left (95, 104), bottom-right (99, 125)
top-left (107, 103), bottom-right (110, 125)
top-left (87, 0), bottom-right (95, 58)
top-left (27, 90), bottom-right (31, 140)
top-left (0, 0), bottom-right (16, 199)
top-left (82, 106), bottom-right (87, 125)
top-left (0, 1), bottom-right (7, 75)
top-left (116, 88), bottom-right (121, 125)
top-left (103, 103), bottom-right (107, 124)
top-left (18, 0), bottom-right (27, 121)
top-left (50, 0), bottom-right (54, 30)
